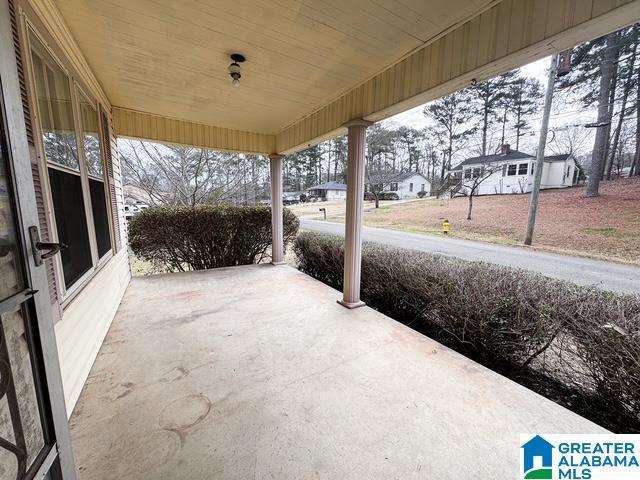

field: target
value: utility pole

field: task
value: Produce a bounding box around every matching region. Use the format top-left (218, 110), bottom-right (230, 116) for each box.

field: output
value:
top-left (524, 53), bottom-right (559, 246)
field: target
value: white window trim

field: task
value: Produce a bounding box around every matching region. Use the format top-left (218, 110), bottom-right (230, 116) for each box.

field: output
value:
top-left (22, 19), bottom-right (115, 307)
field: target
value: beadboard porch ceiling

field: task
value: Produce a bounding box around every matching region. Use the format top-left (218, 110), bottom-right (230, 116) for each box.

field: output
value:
top-left (54, 0), bottom-right (496, 134)
top-left (40, 0), bottom-right (640, 154)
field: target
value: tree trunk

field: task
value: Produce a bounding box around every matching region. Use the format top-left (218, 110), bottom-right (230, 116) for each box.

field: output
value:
top-left (606, 42), bottom-right (635, 179)
top-left (481, 96), bottom-right (489, 156)
top-left (605, 39), bottom-right (631, 180)
top-left (467, 191), bottom-right (473, 220)
top-left (632, 32), bottom-right (640, 176)
top-left (587, 32), bottom-right (619, 197)
top-left (374, 195), bottom-right (379, 209)
top-left (500, 106), bottom-right (508, 146)
top-left (515, 91), bottom-right (523, 150)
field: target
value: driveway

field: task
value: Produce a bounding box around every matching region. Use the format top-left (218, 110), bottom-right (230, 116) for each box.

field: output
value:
top-left (299, 219), bottom-right (640, 295)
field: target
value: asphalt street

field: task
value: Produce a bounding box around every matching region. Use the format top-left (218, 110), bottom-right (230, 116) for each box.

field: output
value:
top-left (300, 219), bottom-right (640, 294)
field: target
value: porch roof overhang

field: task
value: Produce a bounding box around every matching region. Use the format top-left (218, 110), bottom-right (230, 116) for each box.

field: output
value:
top-left (39, 0), bottom-right (640, 155)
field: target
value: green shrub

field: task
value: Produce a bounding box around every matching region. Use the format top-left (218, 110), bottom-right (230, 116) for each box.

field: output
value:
top-left (293, 231), bottom-right (640, 432)
top-left (417, 190), bottom-right (428, 198)
top-left (129, 206), bottom-right (299, 271)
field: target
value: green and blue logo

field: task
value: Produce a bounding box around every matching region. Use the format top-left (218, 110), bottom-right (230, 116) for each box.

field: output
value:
top-left (521, 435), bottom-right (554, 479)
top-left (520, 434), bottom-right (640, 479)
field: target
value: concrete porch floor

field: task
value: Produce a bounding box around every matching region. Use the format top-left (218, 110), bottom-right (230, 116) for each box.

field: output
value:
top-left (69, 264), bottom-right (604, 479)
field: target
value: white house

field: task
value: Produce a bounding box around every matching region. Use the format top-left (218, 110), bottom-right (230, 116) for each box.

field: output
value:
top-left (307, 181), bottom-right (347, 200)
top-left (384, 172), bottom-right (431, 198)
top-left (450, 145), bottom-right (578, 196)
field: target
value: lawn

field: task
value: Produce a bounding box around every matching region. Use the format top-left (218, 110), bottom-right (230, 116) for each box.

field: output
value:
top-left (307, 177), bottom-right (640, 265)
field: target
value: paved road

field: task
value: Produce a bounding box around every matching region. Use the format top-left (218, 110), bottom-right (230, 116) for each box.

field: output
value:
top-left (299, 219), bottom-right (640, 294)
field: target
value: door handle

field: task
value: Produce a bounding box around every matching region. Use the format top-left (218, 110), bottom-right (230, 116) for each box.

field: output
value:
top-left (28, 226), bottom-right (67, 266)
top-left (36, 241), bottom-right (67, 259)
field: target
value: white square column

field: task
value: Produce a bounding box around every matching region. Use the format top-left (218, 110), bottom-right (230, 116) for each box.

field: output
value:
top-left (339, 119), bottom-right (373, 308)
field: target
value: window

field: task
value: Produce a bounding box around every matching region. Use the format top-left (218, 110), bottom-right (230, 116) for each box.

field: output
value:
top-left (507, 164), bottom-right (517, 176)
top-left (465, 167), bottom-right (481, 179)
top-left (28, 30), bottom-right (112, 292)
top-left (421, 184), bottom-right (425, 191)
top-left (79, 92), bottom-right (112, 258)
top-left (409, 182), bottom-right (413, 192)
top-left (566, 165), bottom-right (571, 178)
top-left (530, 162), bottom-right (535, 175)
top-left (390, 183), bottom-right (398, 191)
top-left (518, 163), bottom-right (528, 175)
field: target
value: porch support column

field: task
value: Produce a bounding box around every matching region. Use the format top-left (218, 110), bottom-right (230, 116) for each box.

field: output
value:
top-left (339, 119), bottom-right (373, 308)
top-left (269, 153), bottom-right (286, 265)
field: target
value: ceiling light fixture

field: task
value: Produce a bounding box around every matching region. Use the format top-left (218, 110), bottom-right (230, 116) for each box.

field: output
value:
top-left (228, 53), bottom-right (245, 87)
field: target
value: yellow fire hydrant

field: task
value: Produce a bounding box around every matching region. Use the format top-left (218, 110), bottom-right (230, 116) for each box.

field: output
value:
top-left (442, 219), bottom-right (450, 234)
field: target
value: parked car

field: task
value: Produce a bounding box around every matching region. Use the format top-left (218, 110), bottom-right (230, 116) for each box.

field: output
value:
top-left (381, 192), bottom-right (400, 200)
top-left (283, 192), bottom-right (304, 205)
top-left (124, 202), bottom-right (150, 220)
top-left (363, 191), bottom-right (399, 201)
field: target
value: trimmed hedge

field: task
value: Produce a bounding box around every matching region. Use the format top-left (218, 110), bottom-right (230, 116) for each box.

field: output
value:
top-left (294, 232), bottom-right (640, 432)
top-left (129, 206), bottom-right (299, 271)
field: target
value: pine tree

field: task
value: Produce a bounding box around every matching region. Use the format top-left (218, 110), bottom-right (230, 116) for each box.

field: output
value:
top-left (507, 77), bottom-right (543, 150)
top-left (424, 90), bottom-right (476, 183)
top-left (470, 70), bottom-right (519, 155)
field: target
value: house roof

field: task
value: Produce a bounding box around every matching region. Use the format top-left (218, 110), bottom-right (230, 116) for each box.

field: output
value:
top-left (387, 171), bottom-right (429, 182)
top-left (451, 151), bottom-right (572, 170)
top-left (544, 154), bottom-right (571, 162)
top-left (452, 150), bottom-right (533, 170)
top-left (307, 181), bottom-right (347, 191)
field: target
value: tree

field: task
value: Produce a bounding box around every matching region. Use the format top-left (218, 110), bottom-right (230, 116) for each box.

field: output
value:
top-left (330, 136), bottom-right (348, 181)
top-left (120, 140), bottom-right (262, 207)
top-left (470, 71), bottom-right (519, 156)
top-left (365, 169), bottom-right (397, 208)
top-left (587, 32), bottom-right (621, 196)
top-left (366, 124), bottom-right (395, 171)
top-left (460, 163), bottom-right (502, 220)
top-left (557, 27), bottom-right (640, 194)
top-left (508, 77), bottom-right (543, 150)
top-left (605, 25), bottom-right (639, 179)
top-left (396, 126), bottom-right (424, 172)
top-left (549, 125), bottom-right (591, 157)
top-left (424, 90), bottom-right (476, 184)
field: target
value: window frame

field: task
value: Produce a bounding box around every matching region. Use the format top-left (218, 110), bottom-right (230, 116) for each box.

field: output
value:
top-left (23, 22), bottom-right (114, 306)
top-left (506, 164), bottom-right (517, 176)
top-left (76, 85), bottom-right (114, 262)
top-left (517, 162), bottom-right (528, 175)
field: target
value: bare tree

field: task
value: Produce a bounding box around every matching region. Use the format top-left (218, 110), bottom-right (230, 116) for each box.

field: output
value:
top-left (549, 126), bottom-right (592, 157)
top-left (365, 169), bottom-right (397, 208)
top-left (120, 140), bottom-right (254, 207)
top-left (461, 163), bottom-right (502, 220)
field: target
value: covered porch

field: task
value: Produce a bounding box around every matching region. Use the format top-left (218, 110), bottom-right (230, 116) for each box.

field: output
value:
top-left (1, 0), bottom-right (638, 478)
top-left (70, 265), bottom-right (603, 479)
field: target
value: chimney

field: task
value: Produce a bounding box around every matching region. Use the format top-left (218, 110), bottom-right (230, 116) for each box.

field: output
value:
top-left (501, 144), bottom-right (511, 155)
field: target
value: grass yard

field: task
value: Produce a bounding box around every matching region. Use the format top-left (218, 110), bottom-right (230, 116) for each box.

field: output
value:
top-left (316, 177), bottom-right (640, 265)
